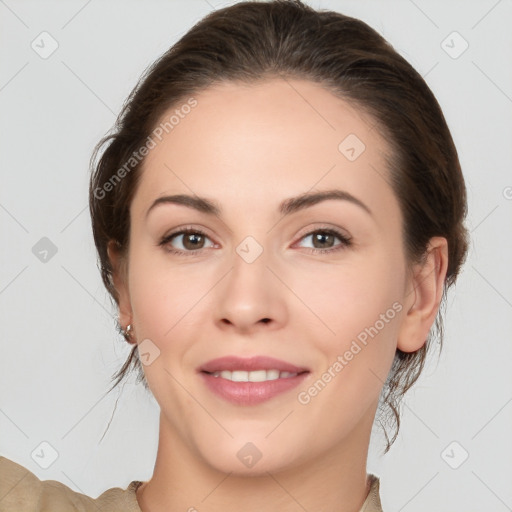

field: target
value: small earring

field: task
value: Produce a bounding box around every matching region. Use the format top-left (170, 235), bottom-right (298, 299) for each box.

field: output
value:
top-left (123, 324), bottom-right (134, 343)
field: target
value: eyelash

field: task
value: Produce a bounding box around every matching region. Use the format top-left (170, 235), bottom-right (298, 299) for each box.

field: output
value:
top-left (158, 226), bottom-right (352, 257)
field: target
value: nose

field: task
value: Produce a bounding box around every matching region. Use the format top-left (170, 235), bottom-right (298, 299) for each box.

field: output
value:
top-left (213, 246), bottom-right (288, 335)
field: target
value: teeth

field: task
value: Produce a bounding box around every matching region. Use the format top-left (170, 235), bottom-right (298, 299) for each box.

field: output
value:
top-left (210, 369), bottom-right (298, 382)
top-left (248, 370), bottom-right (267, 382)
top-left (230, 370), bottom-right (248, 382)
top-left (266, 369), bottom-right (280, 381)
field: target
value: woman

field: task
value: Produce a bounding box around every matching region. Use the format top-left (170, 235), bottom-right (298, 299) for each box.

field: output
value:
top-left (0, 1), bottom-right (468, 510)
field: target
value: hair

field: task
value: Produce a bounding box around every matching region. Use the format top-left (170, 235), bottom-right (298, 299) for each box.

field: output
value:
top-left (89, 0), bottom-right (468, 452)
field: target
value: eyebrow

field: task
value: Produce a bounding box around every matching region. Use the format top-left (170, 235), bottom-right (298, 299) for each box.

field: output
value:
top-left (145, 189), bottom-right (372, 219)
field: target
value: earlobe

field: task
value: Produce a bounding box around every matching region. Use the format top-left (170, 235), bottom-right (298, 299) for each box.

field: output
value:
top-left (397, 237), bottom-right (449, 353)
top-left (107, 240), bottom-right (133, 328)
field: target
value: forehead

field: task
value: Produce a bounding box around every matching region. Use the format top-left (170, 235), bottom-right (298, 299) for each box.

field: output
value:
top-left (134, 78), bottom-right (397, 223)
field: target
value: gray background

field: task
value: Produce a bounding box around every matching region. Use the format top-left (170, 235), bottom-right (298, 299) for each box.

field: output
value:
top-left (1, 1), bottom-right (511, 510)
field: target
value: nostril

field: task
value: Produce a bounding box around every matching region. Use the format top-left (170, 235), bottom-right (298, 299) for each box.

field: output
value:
top-left (260, 318), bottom-right (271, 324)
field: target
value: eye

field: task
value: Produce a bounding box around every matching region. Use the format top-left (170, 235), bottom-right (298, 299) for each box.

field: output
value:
top-left (296, 228), bottom-right (352, 254)
top-left (158, 226), bottom-right (352, 256)
top-left (159, 228), bottom-right (215, 255)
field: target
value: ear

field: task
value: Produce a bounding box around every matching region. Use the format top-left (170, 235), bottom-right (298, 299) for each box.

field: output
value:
top-left (107, 240), bottom-right (133, 329)
top-left (397, 237), bottom-right (449, 353)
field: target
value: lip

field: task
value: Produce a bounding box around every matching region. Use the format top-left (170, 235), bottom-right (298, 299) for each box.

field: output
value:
top-left (198, 356), bottom-right (310, 406)
top-left (199, 355), bottom-right (308, 374)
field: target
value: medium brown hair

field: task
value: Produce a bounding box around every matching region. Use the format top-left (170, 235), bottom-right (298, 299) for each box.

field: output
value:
top-left (89, 0), bottom-right (468, 452)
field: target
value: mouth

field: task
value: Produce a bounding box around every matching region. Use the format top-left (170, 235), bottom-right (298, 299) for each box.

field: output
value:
top-left (205, 369), bottom-right (301, 382)
top-left (198, 356), bottom-right (310, 405)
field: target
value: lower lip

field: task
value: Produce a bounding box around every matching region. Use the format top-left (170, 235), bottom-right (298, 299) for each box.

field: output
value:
top-left (200, 372), bottom-right (309, 405)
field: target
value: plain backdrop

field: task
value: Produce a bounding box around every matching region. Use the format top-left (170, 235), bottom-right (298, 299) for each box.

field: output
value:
top-left (1, 1), bottom-right (511, 511)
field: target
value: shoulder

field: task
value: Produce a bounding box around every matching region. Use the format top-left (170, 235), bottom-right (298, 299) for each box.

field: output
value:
top-left (0, 456), bottom-right (143, 512)
top-left (359, 473), bottom-right (384, 512)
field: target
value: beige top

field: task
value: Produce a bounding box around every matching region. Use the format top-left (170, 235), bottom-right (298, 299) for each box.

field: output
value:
top-left (0, 456), bottom-right (383, 511)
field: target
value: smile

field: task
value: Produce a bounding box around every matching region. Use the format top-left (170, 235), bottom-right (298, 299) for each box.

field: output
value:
top-left (207, 369), bottom-right (298, 382)
top-left (198, 356), bottom-right (310, 405)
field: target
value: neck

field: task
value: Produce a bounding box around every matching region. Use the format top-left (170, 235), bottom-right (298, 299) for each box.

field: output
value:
top-left (136, 412), bottom-right (375, 512)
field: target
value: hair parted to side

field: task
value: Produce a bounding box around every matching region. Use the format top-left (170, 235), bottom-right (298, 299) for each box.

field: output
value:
top-left (89, 0), bottom-right (468, 453)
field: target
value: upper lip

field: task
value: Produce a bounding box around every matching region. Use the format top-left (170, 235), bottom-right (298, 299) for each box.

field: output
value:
top-left (199, 356), bottom-right (309, 374)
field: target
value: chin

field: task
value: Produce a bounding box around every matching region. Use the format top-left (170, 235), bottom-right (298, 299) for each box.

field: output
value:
top-left (204, 452), bottom-right (297, 477)
top-left (195, 436), bottom-right (302, 477)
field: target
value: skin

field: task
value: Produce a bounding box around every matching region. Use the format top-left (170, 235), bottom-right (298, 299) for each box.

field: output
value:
top-left (108, 78), bottom-right (448, 512)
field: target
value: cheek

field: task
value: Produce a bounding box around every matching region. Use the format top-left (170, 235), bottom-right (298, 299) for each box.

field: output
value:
top-left (289, 249), bottom-right (406, 418)
top-left (293, 259), bottom-right (404, 432)
top-left (129, 258), bottom-right (187, 354)
top-left (288, 251), bottom-right (406, 346)
top-left (127, 245), bottom-right (203, 341)
top-left (125, 248), bottom-right (202, 404)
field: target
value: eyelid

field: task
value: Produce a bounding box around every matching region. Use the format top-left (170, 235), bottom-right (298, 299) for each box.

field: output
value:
top-left (293, 223), bottom-right (352, 242)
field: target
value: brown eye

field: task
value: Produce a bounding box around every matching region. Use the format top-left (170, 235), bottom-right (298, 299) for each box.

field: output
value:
top-left (296, 229), bottom-right (352, 253)
top-left (160, 229), bottom-right (215, 255)
top-left (181, 232), bottom-right (206, 250)
top-left (311, 232), bottom-right (336, 249)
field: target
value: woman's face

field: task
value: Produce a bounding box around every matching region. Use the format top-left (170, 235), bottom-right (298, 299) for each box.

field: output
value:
top-left (117, 78), bottom-right (415, 474)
